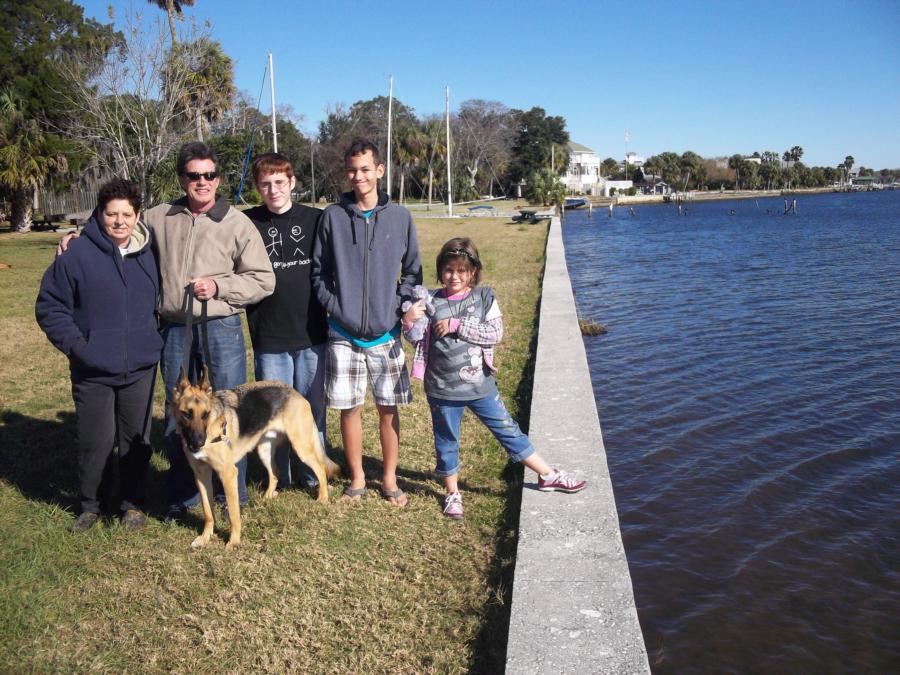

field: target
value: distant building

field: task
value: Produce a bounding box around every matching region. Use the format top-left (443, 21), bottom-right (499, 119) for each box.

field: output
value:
top-left (596, 179), bottom-right (633, 197)
top-left (625, 151), bottom-right (645, 167)
top-left (563, 141), bottom-right (601, 193)
top-left (715, 155), bottom-right (761, 169)
top-left (635, 175), bottom-right (670, 196)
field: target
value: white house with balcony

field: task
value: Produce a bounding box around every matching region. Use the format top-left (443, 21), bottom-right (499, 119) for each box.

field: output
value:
top-left (563, 141), bottom-right (601, 193)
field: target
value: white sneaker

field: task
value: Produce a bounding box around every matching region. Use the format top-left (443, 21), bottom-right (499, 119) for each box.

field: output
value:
top-left (443, 491), bottom-right (464, 519)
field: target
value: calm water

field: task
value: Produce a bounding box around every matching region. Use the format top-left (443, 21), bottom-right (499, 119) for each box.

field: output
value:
top-left (562, 191), bottom-right (900, 672)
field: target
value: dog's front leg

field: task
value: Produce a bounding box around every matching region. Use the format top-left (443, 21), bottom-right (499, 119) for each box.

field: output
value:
top-left (191, 463), bottom-right (216, 549)
top-left (220, 463), bottom-right (242, 549)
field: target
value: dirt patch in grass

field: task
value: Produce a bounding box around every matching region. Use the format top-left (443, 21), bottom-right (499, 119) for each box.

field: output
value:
top-left (0, 218), bottom-right (547, 673)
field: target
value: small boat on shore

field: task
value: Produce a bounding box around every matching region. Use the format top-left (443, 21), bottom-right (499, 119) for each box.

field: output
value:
top-left (564, 197), bottom-right (587, 210)
top-left (513, 208), bottom-right (554, 224)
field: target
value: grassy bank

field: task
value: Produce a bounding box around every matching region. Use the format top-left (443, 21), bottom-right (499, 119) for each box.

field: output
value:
top-left (0, 217), bottom-right (547, 673)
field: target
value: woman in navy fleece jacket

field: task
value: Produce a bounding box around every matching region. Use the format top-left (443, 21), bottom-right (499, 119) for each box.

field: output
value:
top-left (36, 179), bottom-right (162, 532)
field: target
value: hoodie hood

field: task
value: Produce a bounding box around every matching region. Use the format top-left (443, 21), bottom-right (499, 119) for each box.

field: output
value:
top-left (339, 190), bottom-right (391, 215)
top-left (82, 207), bottom-right (152, 256)
top-left (338, 191), bottom-right (392, 247)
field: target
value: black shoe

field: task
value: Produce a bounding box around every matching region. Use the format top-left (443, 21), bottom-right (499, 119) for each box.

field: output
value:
top-left (71, 512), bottom-right (100, 532)
top-left (122, 509), bottom-right (147, 531)
top-left (164, 505), bottom-right (186, 524)
top-left (220, 500), bottom-right (247, 522)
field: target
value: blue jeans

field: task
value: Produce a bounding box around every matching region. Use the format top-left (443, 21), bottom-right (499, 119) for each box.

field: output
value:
top-left (428, 392), bottom-right (535, 477)
top-left (161, 314), bottom-right (249, 509)
top-left (255, 344), bottom-right (327, 487)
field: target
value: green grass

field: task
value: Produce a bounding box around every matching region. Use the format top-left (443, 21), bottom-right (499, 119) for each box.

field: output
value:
top-left (0, 217), bottom-right (548, 674)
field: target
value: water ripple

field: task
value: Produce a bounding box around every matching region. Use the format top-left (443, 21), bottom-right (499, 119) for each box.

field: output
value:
top-left (563, 191), bottom-right (900, 671)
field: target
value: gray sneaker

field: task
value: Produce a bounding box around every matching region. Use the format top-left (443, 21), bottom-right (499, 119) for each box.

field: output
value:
top-left (443, 491), bottom-right (464, 519)
top-left (71, 512), bottom-right (99, 532)
top-left (122, 509), bottom-right (147, 531)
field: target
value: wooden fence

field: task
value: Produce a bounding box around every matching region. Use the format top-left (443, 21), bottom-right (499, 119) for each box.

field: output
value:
top-left (37, 188), bottom-right (97, 217)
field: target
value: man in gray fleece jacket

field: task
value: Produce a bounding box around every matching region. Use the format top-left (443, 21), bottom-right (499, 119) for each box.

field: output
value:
top-left (148, 142), bottom-right (274, 519)
top-left (311, 139), bottom-right (422, 507)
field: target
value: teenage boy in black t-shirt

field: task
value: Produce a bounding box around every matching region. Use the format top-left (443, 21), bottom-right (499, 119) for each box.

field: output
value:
top-left (245, 153), bottom-right (328, 489)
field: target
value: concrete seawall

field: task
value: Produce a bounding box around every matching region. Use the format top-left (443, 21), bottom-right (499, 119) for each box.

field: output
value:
top-left (506, 218), bottom-right (649, 674)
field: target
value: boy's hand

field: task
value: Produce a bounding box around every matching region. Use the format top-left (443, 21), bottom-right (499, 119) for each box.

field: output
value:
top-left (56, 232), bottom-right (79, 257)
top-left (402, 299), bottom-right (426, 324)
top-left (433, 318), bottom-right (453, 338)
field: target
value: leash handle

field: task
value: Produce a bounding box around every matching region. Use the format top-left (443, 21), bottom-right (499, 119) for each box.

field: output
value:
top-left (182, 285), bottom-right (195, 376)
top-left (200, 298), bottom-right (214, 390)
top-left (181, 283), bottom-right (216, 390)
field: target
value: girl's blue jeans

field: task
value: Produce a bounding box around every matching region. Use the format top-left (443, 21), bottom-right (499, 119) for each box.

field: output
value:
top-left (428, 392), bottom-right (534, 477)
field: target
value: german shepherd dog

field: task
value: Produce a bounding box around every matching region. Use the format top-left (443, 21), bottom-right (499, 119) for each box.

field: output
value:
top-left (172, 366), bottom-right (340, 549)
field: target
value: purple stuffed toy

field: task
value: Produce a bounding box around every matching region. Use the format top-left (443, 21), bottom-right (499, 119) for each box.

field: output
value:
top-left (401, 285), bottom-right (435, 342)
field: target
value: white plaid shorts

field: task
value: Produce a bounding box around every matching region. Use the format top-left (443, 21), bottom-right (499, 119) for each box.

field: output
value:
top-left (325, 329), bottom-right (412, 409)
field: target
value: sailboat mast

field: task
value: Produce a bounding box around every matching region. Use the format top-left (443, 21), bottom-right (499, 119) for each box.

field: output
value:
top-left (387, 76), bottom-right (393, 199)
top-left (445, 86), bottom-right (452, 217)
top-left (269, 53), bottom-right (278, 153)
top-left (310, 140), bottom-right (316, 205)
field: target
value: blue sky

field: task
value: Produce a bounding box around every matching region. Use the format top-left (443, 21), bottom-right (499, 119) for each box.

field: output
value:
top-left (77, 0), bottom-right (900, 169)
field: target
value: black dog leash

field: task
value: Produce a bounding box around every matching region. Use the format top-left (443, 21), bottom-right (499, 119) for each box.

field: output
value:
top-left (182, 283), bottom-right (216, 390)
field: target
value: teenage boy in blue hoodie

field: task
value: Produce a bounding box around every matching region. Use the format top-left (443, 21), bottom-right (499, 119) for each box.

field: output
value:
top-left (311, 139), bottom-right (422, 506)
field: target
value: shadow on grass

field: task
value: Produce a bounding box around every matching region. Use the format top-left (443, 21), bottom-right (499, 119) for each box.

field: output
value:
top-left (326, 453), bottom-right (506, 504)
top-left (0, 410), bottom-right (176, 519)
top-left (469, 263), bottom-right (544, 673)
top-left (0, 410), bottom-right (80, 510)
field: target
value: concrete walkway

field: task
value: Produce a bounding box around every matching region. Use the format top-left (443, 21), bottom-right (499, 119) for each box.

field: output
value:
top-left (506, 218), bottom-right (649, 674)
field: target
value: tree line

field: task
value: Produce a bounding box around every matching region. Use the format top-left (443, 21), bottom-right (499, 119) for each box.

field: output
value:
top-left (602, 147), bottom-right (896, 194)
top-left (1, 0), bottom-right (573, 232)
top-left (3, 1), bottom-right (894, 232)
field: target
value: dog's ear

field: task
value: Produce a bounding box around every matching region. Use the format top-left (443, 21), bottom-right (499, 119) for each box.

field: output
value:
top-left (198, 365), bottom-right (213, 395)
top-left (174, 365), bottom-right (191, 397)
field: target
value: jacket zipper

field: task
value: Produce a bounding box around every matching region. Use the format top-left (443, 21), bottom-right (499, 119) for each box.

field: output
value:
top-left (123, 267), bottom-right (129, 382)
top-left (362, 213), bottom-right (369, 334)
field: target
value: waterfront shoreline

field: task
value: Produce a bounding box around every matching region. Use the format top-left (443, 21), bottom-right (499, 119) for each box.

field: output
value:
top-left (589, 186), bottom-right (845, 206)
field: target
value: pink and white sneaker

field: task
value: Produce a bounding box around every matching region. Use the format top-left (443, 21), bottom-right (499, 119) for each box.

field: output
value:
top-left (443, 491), bottom-right (464, 519)
top-left (538, 469), bottom-right (587, 494)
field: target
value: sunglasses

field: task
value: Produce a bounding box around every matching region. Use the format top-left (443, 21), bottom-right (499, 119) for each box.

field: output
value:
top-left (182, 171), bottom-right (219, 181)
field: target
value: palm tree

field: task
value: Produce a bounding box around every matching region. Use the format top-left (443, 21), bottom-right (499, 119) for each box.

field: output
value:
top-left (147, 0), bottom-right (196, 45)
top-left (843, 155), bottom-right (855, 183)
top-left (679, 151), bottom-right (701, 191)
top-left (0, 91), bottom-right (71, 232)
top-left (170, 38), bottom-right (235, 141)
top-left (728, 154), bottom-right (745, 190)
top-left (393, 124), bottom-right (425, 205)
top-left (421, 117), bottom-right (446, 210)
top-left (600, 157), bottom-right (620, 178)
top-left (790, 146), bottom-right (804, 163)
